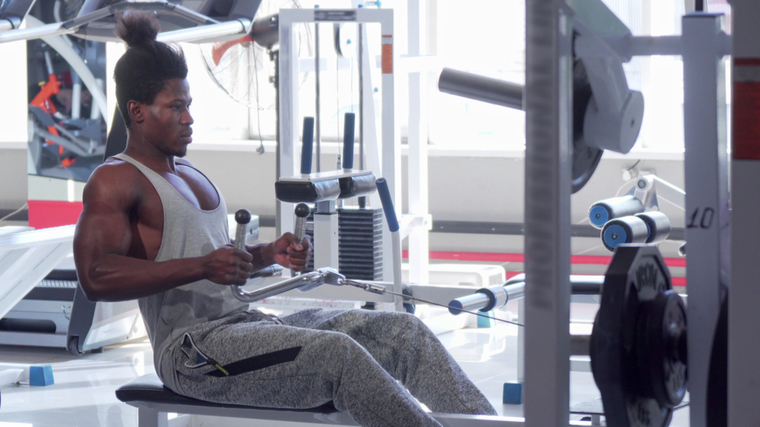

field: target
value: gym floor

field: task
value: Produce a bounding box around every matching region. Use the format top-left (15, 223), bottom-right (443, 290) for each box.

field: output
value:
top-left (0, 311), bottom-right (690, 427)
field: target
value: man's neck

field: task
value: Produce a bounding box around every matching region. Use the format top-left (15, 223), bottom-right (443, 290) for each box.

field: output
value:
top-left (123, 140), bottom-right (178, 174)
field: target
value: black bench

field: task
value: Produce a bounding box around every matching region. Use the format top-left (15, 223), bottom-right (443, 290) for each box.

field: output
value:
top-left (116, 374), bottom-right (513, 426)
top-left (115, 373), bottom-right (357, 427)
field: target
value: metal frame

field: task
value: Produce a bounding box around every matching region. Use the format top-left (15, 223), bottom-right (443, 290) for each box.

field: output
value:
top-left (123, 398), bottom-right (536, 427)
top-left (0, 0), bottom-right (252, 43)
top-left (523, 1), bottom-right (573, 425)
top-left (615, 174), bottom-right (687, 211)
top-left (405, 0), bottom-right (431, 286)
top-left (521, 3), bottom-right (733, 426)
top-left (23, 15), bottom-right (109, 122)
top-left (681, 14), bottom-right (730, 426)
top-left (728, 1), bottom-right (760, 425)
top-left (277, 8), bottom-right (400, 284)
top-left (0, 1), bottom-right (252, 44)
top-left (0, 226), bottom-right (74, 320)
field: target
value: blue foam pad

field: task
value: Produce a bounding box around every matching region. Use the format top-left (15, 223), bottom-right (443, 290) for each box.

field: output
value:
top-left (30, 365), bottom-right (54, 386)
top-left (477, 311), bottom-right (495, 328)
top-left (503, 382), bottom-right (523, 404)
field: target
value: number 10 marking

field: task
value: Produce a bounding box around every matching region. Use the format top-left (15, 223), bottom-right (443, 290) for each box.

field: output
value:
top-left (687, 207), bottom-right (715, 229)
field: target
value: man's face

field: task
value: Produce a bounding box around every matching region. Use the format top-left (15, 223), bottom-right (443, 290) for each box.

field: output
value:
top-left (141, 78), bottom-right (194, 157)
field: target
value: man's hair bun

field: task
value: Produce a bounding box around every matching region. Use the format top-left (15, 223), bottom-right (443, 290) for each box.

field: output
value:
top-left (115, 12), bottom-right (160, 48)
top-left (112, 10), bottom-right (187, 127)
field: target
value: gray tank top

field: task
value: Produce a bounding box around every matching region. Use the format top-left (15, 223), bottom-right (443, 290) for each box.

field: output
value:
top-left (114, 154), bottom-right (248, 390)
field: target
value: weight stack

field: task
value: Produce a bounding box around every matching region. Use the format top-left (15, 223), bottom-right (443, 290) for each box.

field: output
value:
top-left (338, 207), bottom-right (384, 281)
top-left (301, 207), bottom-right (384, 280)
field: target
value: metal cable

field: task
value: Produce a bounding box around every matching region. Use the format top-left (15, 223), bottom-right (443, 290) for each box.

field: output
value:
top-left (341, 279), bottom-right (524, 327)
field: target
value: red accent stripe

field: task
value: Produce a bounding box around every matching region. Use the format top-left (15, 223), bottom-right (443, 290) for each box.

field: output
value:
top-left (404, 250), bottom-right (686, 268)
top-left (735, 58), bottom-right (760, 66)
top-left (28, 200), bottom-right (83, 229)
top-left (402, 250), bottom-right (687, 287)
top-left (733, 81), bottom-right (760, 160)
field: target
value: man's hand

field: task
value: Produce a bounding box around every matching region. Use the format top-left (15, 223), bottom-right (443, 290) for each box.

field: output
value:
top-left (203, 244), bottom-right (253, 285)
top-left (272, 233), bottom-right (312, 271)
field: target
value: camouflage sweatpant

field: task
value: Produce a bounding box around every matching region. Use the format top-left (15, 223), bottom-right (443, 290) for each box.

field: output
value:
top-left (167, 308), bottom-right (496, 427)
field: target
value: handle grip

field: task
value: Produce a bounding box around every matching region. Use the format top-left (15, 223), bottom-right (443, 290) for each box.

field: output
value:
top-left (234, 209), bottom-right (251, 251)
top-left (294, 203), bottom-right (310, 242)
top-left (342, 112), bottom-right (355, 169)
top-left (375, 178), bottom-right (399, 232)
top-left (301, 117), bottom-right (315, 175)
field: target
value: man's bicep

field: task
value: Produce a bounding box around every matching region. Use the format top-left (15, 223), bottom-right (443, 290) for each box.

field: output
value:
top-left (74, 177), bottom-right (134, 261)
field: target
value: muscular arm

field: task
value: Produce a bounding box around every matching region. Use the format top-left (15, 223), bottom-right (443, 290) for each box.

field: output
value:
top-left (74, 165), bottom-right (252, 302)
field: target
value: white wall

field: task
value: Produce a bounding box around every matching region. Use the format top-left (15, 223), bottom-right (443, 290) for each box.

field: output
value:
top-left (0, 29), bottom-right (29, 211)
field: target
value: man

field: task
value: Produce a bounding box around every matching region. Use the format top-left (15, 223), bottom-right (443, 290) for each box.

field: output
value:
top-left (74, 12), bottom-right (496, 427)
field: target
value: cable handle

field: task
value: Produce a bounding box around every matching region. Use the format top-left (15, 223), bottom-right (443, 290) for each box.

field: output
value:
top-left (233, 209), bottom-right (251, 251)
top-left (294, 203), bottom-right (310, 242)
top-left (375, 178), bottom-right (399, 232)
top-left (342, 112), bottom-right (356, 169)
top-left (301, 117), bottom-right (315, 175)
top-left (375, 177), bottom-right (403, 312)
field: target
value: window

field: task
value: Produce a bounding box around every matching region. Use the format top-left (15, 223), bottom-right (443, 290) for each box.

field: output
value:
top-left (431, 0), bottom-right (731, 152)
top-left (184, 0), bottom-right (732, 153)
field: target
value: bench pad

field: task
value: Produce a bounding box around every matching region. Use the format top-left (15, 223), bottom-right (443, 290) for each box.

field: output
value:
top-left (116, 373), bottom-right (337, 413)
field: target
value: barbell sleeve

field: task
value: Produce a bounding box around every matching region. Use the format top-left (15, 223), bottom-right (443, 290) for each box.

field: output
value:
top-left (438, 68), bottom-right (524, 110)
top-left (448, 275), bottom-right (604, 315)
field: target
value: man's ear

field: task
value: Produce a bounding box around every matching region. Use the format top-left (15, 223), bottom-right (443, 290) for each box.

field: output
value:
top-left (127, 100), bottom-right (144, 125)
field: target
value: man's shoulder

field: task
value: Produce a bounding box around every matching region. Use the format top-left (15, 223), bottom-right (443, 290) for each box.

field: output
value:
top-left (91, 156), bottom-right (144, 180)
top-left (84, 158), bottom-right (146, 202)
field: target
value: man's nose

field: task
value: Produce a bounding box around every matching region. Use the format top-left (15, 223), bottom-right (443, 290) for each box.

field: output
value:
top-left (182, 109), bottom-right (194, 125)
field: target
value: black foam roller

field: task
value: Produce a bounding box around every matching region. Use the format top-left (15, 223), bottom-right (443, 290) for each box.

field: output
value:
top-left (601, 215), bottom-right (649, 252)
top-left (588, 195), bottom-right (645, 228)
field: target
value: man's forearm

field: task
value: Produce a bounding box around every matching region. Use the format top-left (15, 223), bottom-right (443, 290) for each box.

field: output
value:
top-left (80, 254), bottom-right (208, 302)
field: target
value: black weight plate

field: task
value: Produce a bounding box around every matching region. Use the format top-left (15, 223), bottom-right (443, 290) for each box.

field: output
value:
top-left (590, 245), bottom-right (675, 427)
top-left (572, 57), bottom-right (603, 194)
top-left (707, 293), bottom-right (727, 427)
top-left (636, 291), bottom-right (687, 408)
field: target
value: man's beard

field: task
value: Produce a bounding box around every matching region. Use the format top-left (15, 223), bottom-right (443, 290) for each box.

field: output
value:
top-left (173, 146), bottom-right (188, 158)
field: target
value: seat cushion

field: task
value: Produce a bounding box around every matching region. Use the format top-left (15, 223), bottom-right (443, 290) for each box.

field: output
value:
top-left (116, 373), bottom-right (337, 413)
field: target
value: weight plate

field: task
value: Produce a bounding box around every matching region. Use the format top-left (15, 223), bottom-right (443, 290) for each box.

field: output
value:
top-left (572, 58), bottom-right (603, 194)
top-left (707, 293), bottom-right (727, 427)
top-left (636, 290), bottom-right (687, 408)
top-left (590, 245), bottom-right (677, 427)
